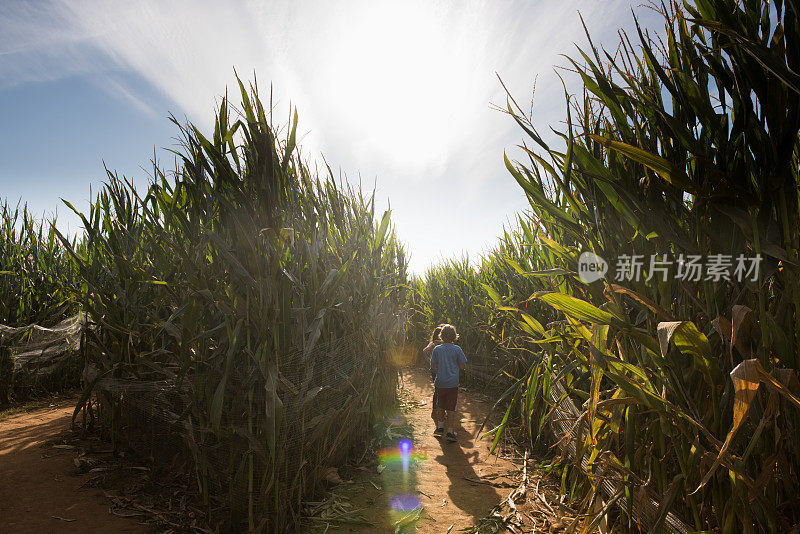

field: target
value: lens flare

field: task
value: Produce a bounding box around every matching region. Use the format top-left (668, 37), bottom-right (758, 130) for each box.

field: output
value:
top-left (390, 494), bottom-right (421, 511)
top-left (377, 441), bottom-right (425, 528)
top-left (398, 439), bottom-right (413, 475)
top-left (378, 447), bottom-right (425, 465)
top-left (387, 345), bottom-right (415, 367)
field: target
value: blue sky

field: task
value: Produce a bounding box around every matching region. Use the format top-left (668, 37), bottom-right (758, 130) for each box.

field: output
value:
top-left (0, 0), bottom-right (661, 273)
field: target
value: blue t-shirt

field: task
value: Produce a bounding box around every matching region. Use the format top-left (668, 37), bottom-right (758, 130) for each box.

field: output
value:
top-left (430, 343), bottom-right (467, 388)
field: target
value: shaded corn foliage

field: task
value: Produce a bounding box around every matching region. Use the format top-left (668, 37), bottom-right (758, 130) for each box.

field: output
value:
top-left (409, 257), bottom-right (489, 359)
top-left (484, 1), bottom-right (800, 531)
top-left (57, 79), bottom-right (408, 531)
top-left (408, 238), bottom-right (556, 388)
top-left (0, 346), bottom-right (11, 408)
top-left (0, 202), bottom-right (79, 327)
top-left (0, 204), bottom-right (81, 401)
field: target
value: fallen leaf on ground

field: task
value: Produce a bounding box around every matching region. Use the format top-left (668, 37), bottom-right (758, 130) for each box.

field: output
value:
top-left (323, 467), bottom-right (343, 484)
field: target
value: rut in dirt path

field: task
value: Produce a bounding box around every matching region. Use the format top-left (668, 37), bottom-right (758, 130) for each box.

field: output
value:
top-left (0, 398), bottom-right (146, 534)
top-left (317, 366), bottom-right (523, 533)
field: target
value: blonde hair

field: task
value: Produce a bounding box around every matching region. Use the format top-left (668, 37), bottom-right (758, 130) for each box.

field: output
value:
top-left (440, 324), bottom-right (459, 343)
top-left (430, 325), bottom-right (443, 343)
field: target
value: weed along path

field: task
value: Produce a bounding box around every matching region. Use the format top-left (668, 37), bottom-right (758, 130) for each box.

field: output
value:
top-left (305, 366), bottom-right (527, 533)
top-left (0, 397), bottom-right (145, 534)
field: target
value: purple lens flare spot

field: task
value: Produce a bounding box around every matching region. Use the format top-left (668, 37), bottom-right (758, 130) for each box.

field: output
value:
top-left (390, 494), bottom-right (421, 511)
top-left (399, 439), bottom-right (412, 454)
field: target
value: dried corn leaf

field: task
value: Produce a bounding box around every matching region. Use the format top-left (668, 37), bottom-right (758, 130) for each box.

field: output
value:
top-left (693, 359), bottom-right (800, 494)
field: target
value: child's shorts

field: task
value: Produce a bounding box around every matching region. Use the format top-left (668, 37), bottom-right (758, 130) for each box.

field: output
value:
top-left (435, 387), bottom-right (459, 411)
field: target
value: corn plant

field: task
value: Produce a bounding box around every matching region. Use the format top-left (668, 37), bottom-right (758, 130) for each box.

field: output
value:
top-left (0, 203), bottom-right (82, 399)
top-left (484, 0), bottom-right (800, 531)
top-left (57, 78), bottom-right (408, 531)
top-left (407, 236), bottom-right (561, 392)
top-left (0, 202), bottom-right (78, 327)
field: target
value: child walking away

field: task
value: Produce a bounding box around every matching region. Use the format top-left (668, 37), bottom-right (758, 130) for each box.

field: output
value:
top-left (423, 325), bottom-right (445, 436)
top-left (430, 324), bottom-right (467, 443)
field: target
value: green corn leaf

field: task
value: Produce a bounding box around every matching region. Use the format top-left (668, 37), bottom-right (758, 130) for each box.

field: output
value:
top-left (588, 135), bottom-right (697, 194)
top-left (533, 291), bottom-right (621, 325)
top-left (482, 283), bottom-right (502, 305)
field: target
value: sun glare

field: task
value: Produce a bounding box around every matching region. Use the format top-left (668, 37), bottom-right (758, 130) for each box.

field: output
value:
top-left (322, 2), bottom-right (476, 173)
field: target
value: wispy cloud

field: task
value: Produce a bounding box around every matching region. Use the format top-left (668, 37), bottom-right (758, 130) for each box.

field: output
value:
top-left (0, 0), bottom-right (661, 271)
top-left (0, 1), bottom-right (103, 87)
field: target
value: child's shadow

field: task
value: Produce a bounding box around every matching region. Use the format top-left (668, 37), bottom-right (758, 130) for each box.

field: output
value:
top-left (433, 429), bottom-right (501, 523)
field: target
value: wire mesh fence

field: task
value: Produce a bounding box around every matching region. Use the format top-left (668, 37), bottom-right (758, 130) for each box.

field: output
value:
top-left (0, 311), bottom-right (398, 530)
top-left (85, 333), bottom-right (397, 531)
top-left (547, 380), bottom-right (691, 533)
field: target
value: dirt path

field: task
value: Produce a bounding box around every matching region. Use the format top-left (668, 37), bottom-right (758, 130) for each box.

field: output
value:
top-left (310, 366), bottom-right (522, 533)
top-left (0, 397), bottom-right (146, 534)
top-left (1, 369), bottom-right (527, 533)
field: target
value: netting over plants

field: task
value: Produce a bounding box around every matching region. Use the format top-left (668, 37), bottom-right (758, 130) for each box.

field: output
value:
top-left (0, 313), bottom-right (84, 401)
top-left (85, 333), bottom-right (393, 530)
top-left (546, 381), bottom-right (690, 533)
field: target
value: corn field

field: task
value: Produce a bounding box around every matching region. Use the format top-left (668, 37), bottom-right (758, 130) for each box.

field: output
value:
top-left (0, 203), bottom-right (81, 403)
top-left (3, 0), bottom-right (800, 531)
top-left (413, 1), bottom-right (800, 531)
top-left (41, 80), bottom-right (409, 531)
top-left (1, 202), bottom-right (78, 328)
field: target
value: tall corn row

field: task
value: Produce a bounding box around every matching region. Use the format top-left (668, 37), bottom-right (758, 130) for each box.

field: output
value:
top-left (486, 1), bottom-right (800, 531)
top-left (408, 241), bottom-right (554, 386)
top-left (0, 204), bottom-right (80, 402)
top-left (57, 79), bottom-right (407, 531)
top-left (0, 202), bottom-right (78, 327)
top-left (409, 257), bottom-right (488, 355)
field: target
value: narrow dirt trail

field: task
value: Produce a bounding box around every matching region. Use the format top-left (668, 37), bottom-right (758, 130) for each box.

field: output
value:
top-left (316, 366), bottom-right (521, 533)
top-left (1, 369), bottom-right (524, 533)
top-left (0, 398), bottom-right (146, 534)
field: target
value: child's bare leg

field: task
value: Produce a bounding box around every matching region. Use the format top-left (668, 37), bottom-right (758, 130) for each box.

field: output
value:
top-left (434, 408), bottom-right (445, 427)
top-left (445, 410), bottom-right (457, 433)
